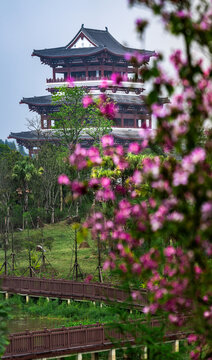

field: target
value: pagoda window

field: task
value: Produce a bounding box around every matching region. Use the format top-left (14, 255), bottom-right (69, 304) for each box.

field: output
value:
top-left (88, 71), bottom-right (96, 78)
top-left (43, 119), bottom-right (48, 128)
top-left (124, 118), bottom-right (134, 127)
top-left (114, 118), bottom-right (121, 127)
top-left (104, 71), bottom-right (112, 78)
top-left (71, 71), bottom-right (86, 79)
top-left (137, 119), bottom-right (143, 128)
top-left (55, 73), bottom-right (65, 81)
top-left (51, 120), bottom-right (55, 128)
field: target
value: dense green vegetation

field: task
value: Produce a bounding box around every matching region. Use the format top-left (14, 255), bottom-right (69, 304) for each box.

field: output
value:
top-left (0, 139), bottom-right (27, 156)
top-left (1, 293), bottom-right (141, 327)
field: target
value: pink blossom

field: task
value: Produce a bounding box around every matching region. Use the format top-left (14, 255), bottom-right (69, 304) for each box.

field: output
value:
top-left (190, 350), bottom-right (200, 360)
top-left (69, 145), bottom-right (87, 170)
top-left (99, 78), bottom-right (108, 89)
top-left (58, 174), bottom-right (71, 185)
top-left (132, 170), bottom-right (142, 185)
top-left (204, 310), bottom-right (211, 318)
top-left (101, 134), bottom-right (114, 147)
top-left (67, 76), bottom-right (75, 87)
top-left (152, 180), bottom-right (170, 193)
top-left (139, 128), bottom-right (156, 141)
top-left (106, 220), bottom-right (114, 229)
top-left (84, 274), bottom-right (93, 283)
top-left (119, 263), bottom-right (127, 273)
top-left (82, 95), bottom-right (93, 108)
top-left (167, 211), bottom-right (184, 222)
top-left (125, 51), bottom-right (150, 64)
top-left (182, 155), bottom-right (195, 173)
top-left (176, 10), bottom-right (191, 19)
top-left (71, 180), bottom-right (86, 198)
top-left (99, 102), bottom-right (117, 119)
top-left (87, 147), bottom-right (102, 164)
top-left (164, 246), bottom-right (176, 257)
top-left (89, 178), bottom-right (99, 187)
top-left (152, 104), bottom-right (169, 118)
top-left (132, 263), bottom-right (142, 274)
top-left (128, 142), bottom-right (141, 154)
top-left (103, 260), bottom-right (110, 270)
top-left (168, 313), bottom-right (178, 323)
top-left (143, 306), bottom-right (150, 314)
top-left (149, 198), bottom-right (156, 208)
top-left (194, 265), bottom-right (202, 275)
top-left (111, 72), bottom-right (127, 86)
top-left (142, 157), bottom-right (160, 179)
top-left (96, 188), bottom-right (115, 202)
top-left (173, 169), bottom-right (189, 186)
top-left (113, 155), bottom-right (128, 170)
top-left (190, 147), bottom-right (206, 163)
top-left (101, 177), bottom-right (111, 188)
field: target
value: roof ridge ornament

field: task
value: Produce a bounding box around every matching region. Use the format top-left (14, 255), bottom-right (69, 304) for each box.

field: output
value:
top-left (105, 26), bottom-right (108, 31)
top-left (81, 24), bottom-right (84, 28)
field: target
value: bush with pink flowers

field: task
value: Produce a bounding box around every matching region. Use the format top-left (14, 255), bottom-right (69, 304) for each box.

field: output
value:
top-left (59, 1), bottom-right (212, 358)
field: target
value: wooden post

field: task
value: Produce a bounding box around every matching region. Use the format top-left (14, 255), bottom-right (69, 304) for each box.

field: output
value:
top-left (143, 346), bottom-right (148, 359)
top-left (5, 292), bottom-right (9, 300)
top-left (91, 353), bottom-right (99, 360)
top-left (67, 299), bottom-right (71, 305)
top-left (174, 340), bottom-right (179, 352)
top-left (77, 354), bottom-right (82, 360)
top-left (46, 297), bottom-right (50, 302)
top-left (26, 295), bottom-right (29, 303)
top-left (108, 349), bottom-right (116, 360)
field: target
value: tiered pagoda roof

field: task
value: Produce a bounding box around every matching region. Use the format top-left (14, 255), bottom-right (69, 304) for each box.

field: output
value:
top-left (8, 128), bottom-right (149, 150)
top-left (32, 25), bottom-right (155, 61)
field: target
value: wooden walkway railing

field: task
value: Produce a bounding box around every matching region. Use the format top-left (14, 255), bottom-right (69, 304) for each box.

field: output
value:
top-left (3, 320), bottom-right (189, 360)
top-left (0, 276), bottom-right (148, 308)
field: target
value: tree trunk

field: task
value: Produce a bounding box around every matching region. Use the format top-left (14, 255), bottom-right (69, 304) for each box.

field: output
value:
top-left (51, 206), bottom-right (55, 224)
top-left (60, 185), bottom-right (63, 212)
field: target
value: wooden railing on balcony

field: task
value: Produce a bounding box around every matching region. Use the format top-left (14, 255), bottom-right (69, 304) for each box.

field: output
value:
top-left (46, 76), bottom-right (143, 83)
top-left (0, 276), bottom-right (148, 308)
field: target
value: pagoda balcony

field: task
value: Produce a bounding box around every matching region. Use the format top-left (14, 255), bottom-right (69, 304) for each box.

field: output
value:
top-left (46, 76), bottom-right (145, 94)
top-left (46, 75), bottom-right (143, 84)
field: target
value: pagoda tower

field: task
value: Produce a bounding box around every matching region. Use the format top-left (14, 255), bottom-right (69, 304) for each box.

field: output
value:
top-left (9, 25), bottom-right (168, 156)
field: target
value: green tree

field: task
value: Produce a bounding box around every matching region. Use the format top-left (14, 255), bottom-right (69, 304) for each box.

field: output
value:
top-left (33, 144), bottom-right (68, 223)
top-left (51, 86), bottom-right (112, 148)
top-left (0, 300), bottom-right (10, 357)
top-left (12, 158), bottom-right (43, 229)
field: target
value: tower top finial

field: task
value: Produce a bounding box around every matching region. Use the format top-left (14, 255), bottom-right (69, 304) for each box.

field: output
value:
top-left (81, 24), bottom-right (84, 28)
top-left (105, 26), bottom-right (108, 31)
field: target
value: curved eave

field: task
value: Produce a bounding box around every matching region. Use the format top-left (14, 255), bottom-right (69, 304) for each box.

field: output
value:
top-left (20, 100), bottom-right (52, 106)
top-left (32, 47), bottom-right (156, 61)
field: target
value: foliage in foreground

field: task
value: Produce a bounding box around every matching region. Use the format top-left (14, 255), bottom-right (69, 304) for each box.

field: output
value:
top-left (59, 0), bottom-right (212, 359)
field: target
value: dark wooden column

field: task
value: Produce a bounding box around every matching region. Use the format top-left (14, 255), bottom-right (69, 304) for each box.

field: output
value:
top-left (53, 68), bottom-right (56, 81)
top-left (28, 148), bottom-right (33, 158)
top-left (121, 113), bottom-right (124, 128)
top-left (133, 114), bottom-right (136, 128)
top-left (67, 67), bottom-right (71, 79)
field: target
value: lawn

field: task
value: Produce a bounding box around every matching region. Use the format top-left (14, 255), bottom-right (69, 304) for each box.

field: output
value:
top-left (0, 221), bottom-right (110, 281)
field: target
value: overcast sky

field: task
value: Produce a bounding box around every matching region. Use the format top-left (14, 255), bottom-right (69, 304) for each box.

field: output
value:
top-left (0, 0), bottom-right (182, 141)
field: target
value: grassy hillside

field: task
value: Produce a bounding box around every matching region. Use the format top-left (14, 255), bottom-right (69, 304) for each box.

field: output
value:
top-left (0, 222), bottom-right (110, 281)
